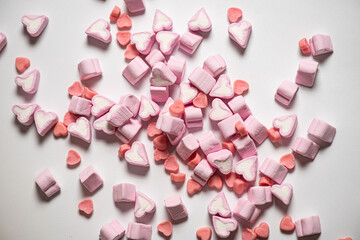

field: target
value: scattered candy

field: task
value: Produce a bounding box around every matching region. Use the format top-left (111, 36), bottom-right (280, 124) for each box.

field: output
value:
top-left (259, 176), bottom-right (275, 186)
top-left (134, 191), bottom-right (156, 219)
top-left (228, 20), bottom-right (252, 49)
top-left (192, 159), bottom-right (216, 186)
top-left (126, 222), bottom-right (152, 240)
top-left (113, 183), bottom-right (136, 203)
top-left (119, 94), bottom-right (141, 116)
top-left (147, 122), bottom-right (162, 138)
top-left (115, 118), bottom-right (142, 143)
top-left (208, 98), bottom-right (232, 122)
top-left (295, 215), bottom-right (321, 237)
top-left (21, 15), bottom-right (48, 37)
top-left (248, 186), bottom-right (272, 205)
top-left (79, 165), bottom-right (103, 193)
top-left (193, 92), bottom-right (208, 109)
top-left (259, 158), bottom-right (288, 184)
top-left (78, 199), bottom-right (93, 215)
top-left (235, 120), bottom-right (248, 137)
top-left (267, 128), bottom-right (281, 143)
top-left (35, 168), bottom-right (60, 198)
top-left (67, 150), bottom-right (81, 166)
top-left (187, 152), bottom-right (201, 168)
top-left (99, 220), bottom-right (125, 240)
top-left (274, 80), bottom-right (299, 106)
top-left (118, 144), bottom-right (131, 158)
top-left (208, 191), bottom-right (231, 217)
top-left (156, 31), bottom-right (180, 55)
top-left (197, 131), bottom-right (222, 155)
top-left (231, 134), bottom-right (257, 158)
top-left (83, 87), bottom-right (98, 99)
top-left (63, 111), bottom-right (78, 127)
top-left (299, 37), bottom-right (311, 54)
top-left (85, 19), bottom-right (112, 44)
top-left (150, 62), bottom-right (176, 86)
top-left (170, 172), bottom-right (186, 182)
top-left (53, 122), bottom-right (68, 137)
top-left (12, 103), bottom-right (39, 126)
top-left (245, 115), bottom-right (268, 145)
top-left (242, 228), bottom-right (257, 240)
top-left (109, 6), bottom-right (121, 22)
top-left (179, 31), bottom-right (203, 55)
top-left (68, 81), bottom-right (83, 97)
top-left (280, 216), bottom-right (295, 232)
top-left (15, 69), bottom-right (40, 94)
top-left (164, 194), bottom-right (188, 221)
top-left (124, 43), bottom-right (140, 60)
top-left (307, 118), bottom-right (336, 144)
top-left (91, 95), bottom-right (115, 118)
top-left (207, 149), bottom-right (233, 175)
top-left (68, 117), bottom-right (92, 143)
top-left (124, 0), bottom-right (145, 14)
top-left (167, 56), bottom-right (186, 83)
top-left (176, 134), bottom-right (199, 160)
top-left (203, 54), bottom-right (226, 78)
top-left (107, 105), bottom-right (133, 127)
top-left (291, 137), bottom-right (320, 160)
top-left (153, 9), bottom-right (172, 32)
top-left (188, 67), bottom-right (216, 94)
top-left (179, 82), bottom-right (198, 105)
top-left (233, 198), bottom-right (261, 223)
top-left (187, 178), bottom-right (202, 195)
top-left (15, 57), bottom-right (30, 73)
top-left (117, 13), bottom-right (132, 29)
top-left (222, 141), bottom-right (235, 154)
top-left (271, 183), bottom-right (293, 205)
top-left (116, 31), bottom-right (131, 46)
top-left (233, 177), bottom-right (249, 195)
top-left (212, 216), bottom-right (237, 238)
top-left (93, 115), bottom-right (116, 135)
top-left (164, 156), bottom-right (179, 173)
top-left (254, 222), bottom-right (270, 239)
top-left (188, 8), bottom-right (212, 32)
top-left (184, 105), bottom-right (203, 128)
top-left (233, 79), bottom-right (249, 95)
top-left (196, 227), bottom-right (212, 240)
top-left (309, 34), bottom-right (333, 56)
top-left (125, 141), bottom-right (150, 167)
top-left (209, 74), bottom-right (234, 99)
top-left (157, 221), bottom-right (172, 237)
top-left (78, 58), bottom-right (102, 81)
top-left (272, 113), bottom-right (297, 138)
top-left (122, 56), bottom-right (149, 85)
top-left (227, 8), bottom-right (243, 23)
top-left (279, 153), bottom-right (295, 170)
top-left (295, 59), bottom-right (319, 87)
top-left (234, 156), bottom-right (257, 181)
top-left (34, 109), bottom-right (59, 136)
top-left (228, 95), bottom-right (252, 119)
top-left (207, 173), bottom-right (223, 190)
top-left (218, 113), bottom-right (243, 139)
top-left (131, 31), bottom-right (155, 55)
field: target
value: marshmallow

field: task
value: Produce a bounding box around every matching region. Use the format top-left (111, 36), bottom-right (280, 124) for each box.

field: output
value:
top-left (0, 32), bottom-right (7, 52)
top-left (12, 103), bottom-right (40, 126)
top-left (212, 216), bottom-right (237, 238)
top-left (207, 149), bottom-right (233, 175)
top-left (231, 134), bottom-right (257, 159)
top-left (273, 114), bottom-right (297, 138)
top-left (21, 15), bottom-right (48, 37)
top-left (109, 6), bottom-right (121, 22)
top-left (131, 32), bottom-right (155, 55)
top-left (145, 49), bottom-right (165, 68)
top-left (179, 31), bottom-right (203, 55)
top-left (107, 105), bottom-right (133, 127)
top-left (295, 59), bottom-right (319, 87)
top-left (274, 80), bottom-right (299, 106)
top-left (156, 97), bottom-right (178, 129)
top-left (78, 58), bottom-right (102, 81)
top-left (271, 183), bottom-right (293, 205)
top-left (91, 95), bottom-right (115, 117)
top-left (126, 222), bottom-right (152, 240)
top-left (159, 115), bottom-right (185, 136)
top-left (125, 141), bottom-right (150, 167)
top-left (233, 198), bottom-right (261, 223)
top-left (191, 159), bottom-right (216, 186)
top-left (228, 20), bottom-right (252, 49)
top-left (307, 118), bottom-right (336, 144)
top-left (156, 31), bottom-right (180, 55)
top-left (309, 34), bottom-right (333, 56)
top-left (259, 158), bottom-right (288, 184)
top-left (291, 137), bottom-right (320, 160)
top-left (119, 94), bottom-right (141, 117)
top-left (69, 96), bottom-right (92, 117)
top-left (299, 38), bottom-right (311, 54)
top-left (34, 109), bottom-right (58, 136)
top-left (209, 98), bottom-right (232, 122)
top-left (99, 220), bottom-right (125, 240)
top-left (79, 165), bottom-right (103, 193)
top-left (188, 67), bottom-right (216, 94)
top-left (295, 216), bottom-right (321, 237)
top-left (248, 186), bottom-right (272, 205)
top-left (267, 128), bottom-right (281, 143)
top-left (14, 69), bottom-right (40, 94)
top-left (188, 8), bottom-right (212, 32)
top-left (150, 86), bottom-right (169, 102)
top-left (113, 183), bottom-right (136, 202)
top-left (179, 82), bottom-right (198, 105)
top-left (164, 194), bottom-right (188, 221)
top-left (139, 95), bottom-right (160, 121)
top-left (93, 115), bottom-right (116, 135)
top-left (184, 105), bottom-right (203, 128)
top-left (35, 168), bottom-right (60, 198)
top-left (209, 74), bottom-right (234, 99)
top-left (122, 56), bottom-right (150, 85)
top-left (115, 118), bottom-right (142, 143)
top-left (197, 131), bottom-right (222, 155)
top-left (68, 117), bottom-right (92, 143)
top-left (153, 9), bottom-right (172, 32)
top-left (244, 115), bottom-right (268, 145)
top-left (228, 96), bottom-right (252, 120)
top-left (203, 54), bottom-right (226, 78)
top-left (150, 62), bottom-right (176, 86)
top-left (227, 8), bottom-right (243, 23)
top-left (167, 56), bottom-right (186, 84)
top-left (85, 19), bottom-right (112, 43)
top-left (234, 156), bottom-right (257, 181)
top-left (124, 0), bottom-right (145, 14)
top-left (166, 127), bottom-right (186, 146)
top-left (176, 134), bottom-right (199, 160)
top-left (134, 191), bottom-right (156, 218)
top-left (218, 113), bottom-right (243, 139)
top-left (208, 192), bottom-right (232, 217)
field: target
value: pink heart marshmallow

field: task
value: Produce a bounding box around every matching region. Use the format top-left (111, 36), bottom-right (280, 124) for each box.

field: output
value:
top-left (234, 156), bottom-right (258, 182)
top-left (188, 8), bottom-right (212, 32)
top-left (15, 69), bottom-right (40, 95)
top-left (68, 117), bottom-right (92, 143)
top-left (85, 19), bottom-right (112, 44)
top-left (212, 216), bottom-right (237, 238)
top-left (125, 141), bottom-right (150, 167)
top-left (134, 191), bottom-right (156, 219)
top-left (209, 74), bottom-right (234, 99)
top-left (208, 192), bottom-right (232, 217)
top-left (156, 31), bottom-right (180, 55)
top-left (34, 109), bottom-right (58, 136)
top-left (271, 183), bottom-right (293, 205)
top-left (139, 95), bottom-right (160, 121)
top-left (21, 15), bottom-right (49, 37)
top-left (208, 98), bottom-right (232, 122)
top-left (228, 20), bottom-right (252, 49)
top-left (152, 9), bottom-right (173, 32)
top-left (131, 32), bottom-right (155, 55)
top-left (273, 114), bottom-right (298, 138)
top-left (207, 149), bottom-right (233, 175)
top-left (12, 103), bottom-right (40, 126)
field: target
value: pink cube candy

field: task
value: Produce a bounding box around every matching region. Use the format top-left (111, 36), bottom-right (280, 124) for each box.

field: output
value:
top-left (35, 168), bottom-right (60, 198)
top-left (188, 67), bottom-right (216, 94)
top-left (275, 80), bottom-right (299, 106)
top-left (167, 56), bottom-right (186, 84)
top-left (150, 62), bottom-right (176, 86)
top-left (217, 113), bottom-right (243, 139)
top-left (164, 194), bottom-right (188, 221)
top-left (233, 198), bottom-right (261, 223)
top-left (307, 118), bottom-right (336, 144)
top-left (115, 118), bottom-right (142, 144)
top-left (99, 220), bottom-right (125, 240)
top-left (119, 94), bottom-right (140, 117)
top-left (295, 59), bottom-right (319, 87)
top-left (247, 186), bottom-right (272, 205)
top-left (122, 56), bottom-right (150, 86)
top-left (159, 115), bottom-right (185, 136)
top-left (124, 0), bottom-right (145, 14)
top-left (145, 49), bottom-right (165, 68)
top-left (78, 58), bottom-right (102, 81)
top-left (203, 54), bottom-right (226, 78)
top-left (244, 115), bottom-right (268, 145)
top-left (166, 122), bottom-right (186, 146)
top-left (291, 137), bottom-right (320, 160)
top-left (176, 134), bottom-right (199, 160)
top-left (231, 134), bottom-right (257, 159)
top-left (0, 32), bottom-right (7, 52)
top-left (126, 222), bottom-right (152, 240)
top-left (228, 96), bottom-right (252, 120)
top-left (309, 34), bottom-right (333, 56)
top-left (295, 216), bottom-right (321, 237)
top-left (197, 131), bottom-right (222, 155)
top-left (107, 105), bottom-right (133, 127)
top-left (113, 183), bottom-right (136, 203)
top-left (69, 96), bottom-right (92, 117)
top-left (191, 159), bottom-right (216, 186)
top-left (79, 165), bottom-right (103, 193)
top-left (156, 97), bottom-right (176, 129)
top-left (184, 105), bottom-right (203, 128)
top-left (259, 158), bottom-right (288, 184)
top-left (150, 86), bottom-right (169, 102)
top-left (179, 31), bottom-right (203, 55)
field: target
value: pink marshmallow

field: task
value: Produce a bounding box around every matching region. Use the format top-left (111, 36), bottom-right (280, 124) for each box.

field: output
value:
top-left (152, 9), bottom-right (172, 32)
top-left (167, 56), bottom-right (186, 84)
top-left (228, 20), bottom-right (252, 49)
top-left (179, 82), bottom-right (198, 105)
top-left (122, 56), bottom-right (150, 86)
top-left (259, 158), bottom-right (288, 184)
top-left (209, 98), bottom-right (232, 122)
top-left (131, 32), bottom-right (155, 55)
top-left (209, 74), bottom-right (234, 99)
top-left (176, 134), bottom-right (199, 160)
top-left (208, 192), bottom-right (232, 218)
top-left (231, 134), bottom-right (257, 159)
top-left (156, 31), bottom-right (180, 55)
top-left (126, 222), bottom-right (152, 240)
top-left (244, 115), bottom-right (268, 145)
top-left (34, 109), bottom-right (58, 136)
top-left (150, 62), bottom-right (176, 86)
top-left (124, 0), bottom-right (145, 14)
top-left (179, 31), bottom-right (203, 55)
top-left (21, 15), bottom-right (48, 37)
top-left (125, 141), bottom-right (150, 167)
top-left (134, 191), bottom-right (156, 219)
top-left (107, 104), bottom-right (133, 127)
top-left (113, 183), bottom-right (136, 203)
top-left (14, 69), bottom-right (40, 94)
top-left (156, 97), bottom-right (177, 129)
top-left (12, 103), bottom-right (40, 126)
top-left (68, 96), bottom-right (92, 117)
top-left (233, 198), bottom-right (261, 223)
top-left (271, 183), bottom-right (293, 205)
top-left (295, 59), bottom-right (319, 87)
top-left (115, 118), bottom-right (142, 143)
top-left (291, 137), bottom-right (320, 160)
top-left (78, 58), bottom-right (102, 81)
top-left (99, 220), bottom-right (125, 240)
top-left (188, 8), bottom-right (212, 32)
top-left (85, 19), bottom-right (112, 44)
top-left (234, 156), bottom-right (258, 181)
top-left (79, 165), bottom-right (103, 193)
top-left (159, 115), bottom-right (185, 136)
top-left (212, 216), bottom-right (238, 238)
top-left (309, 34), bottom-right (333, 56)
top-left (207, 149), bottom-right (233, 175)
top-left (203, 54), bottom-right (226, 78)
top-left (191, 159), bottom-right (216, 186)
top-left (274, 80), bottom-right (299, 106)
top-left (139, 95), bottom-right (160, 121)
top-left (228, 96), bottom-right (252, 120)
top-left (197, 131), bottom-right (222, 155)
top-left (150, 86), bottom-right (169, 102)
top-left (119, 94), bottom-right (140, 117)
top-left (248, 186), bottom-right (272, 205)
top-left (307, 118), bottom-right (336, 144)
top-left (184, 105), bottom-right (203, 128)
top-left (145, 49), bottom-right (165, 68)
top-left (164, 194), bottom-right (188, 221)
top-left (91, 95), bottom-right (115, 117)
top-left (272, 114), bottom-right (298, 138)
top-left (68, 117), bottom-right (92, 143)
top-left (295, 216), bottom-right (321, 237)
top-left (35, 168), bottom-right (60, 198)
top-left (93, 115), bottom-right (116, 135)
top-left (218, 113), bottom-right (243, 139)
top-left (166, 128), bottom-right (186, 146)
top-left (0, 32), bottom-right (7, 52)
top-left (188, 67), bottom-right (216, 94)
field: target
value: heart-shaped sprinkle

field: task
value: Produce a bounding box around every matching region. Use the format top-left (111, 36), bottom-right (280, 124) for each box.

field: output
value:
top-left (228, 20), bottom-right (252, 49)
top-left (116, 31), bottom-right (131, 47)
top-left (67, 81), bottom-right (83, 97)
top-left (207, 149), bottom-right (233, 175)
top-left (164, 156), bottom-right (179, 173)
top-left (124, 141), bottom-right (150, 167)
top-left (273, 114), bottom-right (298, 138)
top-left (157, 221), bottom-right (172, 237)
top-left (188, 8), bottom-right (212, 32)
top-left (280, 153), bottom-right (295, 170)
top-left (124, 44), bottom-right (140, 61)
top-left (63, 111), bottom-right (78, 127)
top-left (280, 216), bottom-right (295, 232)
top-left (93, 115), bottom-right (116, 135)
top-left (150, 62), bottom-right (177, 86)
top-left (187, 179), bottom-right (202, 195)
top-left (15, 69), bottom-right (40, 94)
top-left (153, 10), bottom-right (173, 32)
top-left (271, 183), bottom-right (293, 205)
top-left (91, 95), bottom-right (115, 117)
top-left (224, 172), bottom-right (241, 188)
top-left (68, 117), bottom-right (92, 143)
top-left (196, 227), bottom-right (212, 240)
top-left (234, 79), bottom-right (249, 95)
top-left (139, 95), bottom-right (160, 121)
top-left (15, 57), bottom-right (30, 73)
top-left (109, 5), bottom-right (121, 22)
top-left (193, 92), bottom-right (208, 108)
top-left (78, 199), bottom-right (93, 215)
top-left (208, 192), bottom-right (231, 217)
top-left (118, 144), bottom-right (131, 158)
top-left (209, 75), bottom-right (234, 99)
top-left (155, 31), bottom-right (180, 55)
top-left (233, 178), bottom-right (249, 195)
top-left (34, 109), bottom-right (59, 136)
top-left (117, 13), bottom-right (132, 29)
top-left (83, 87), bottom-right (97, 100)
top-left (131, 31), bottom-right (155, 55)
top-left (259, 176), bottom-right (275, 186)
top-left (53, 122), bottom-right (68, 137)
top-left (212, 216), bottom-right (237, 238)
top-left (147, 122), bottom-right (163, 138)
top-left (170, 172), bottom-right (186, 182)
top-left (134, 191), bottom-right (156, 218)
top-left (207, 173), bottom-right (223, 190)
top-left (242, 228), bottom-right (257, 240)
top-left (169, 99), bottom-right (185, 115)
top-left (179, 82), bottom-right (198, 105)
top-left (21, 15), bottom-right (49, 37)
top-left (66, 150), bottom-right (81, 166)
top-left (86, 19), bottom-right (112, 44)
top-left (12, 103), bottom-right (39, 126)
top-left (208, 98), bottom-right (232, 121)
top-left (227, 8), bottom-right (243, 23)
top-left (254, 222), bottom-right (270, 238)
top-left (153, 135), bottom-right (168, 150)
top-left (234, 156), bottom-right (257, 181)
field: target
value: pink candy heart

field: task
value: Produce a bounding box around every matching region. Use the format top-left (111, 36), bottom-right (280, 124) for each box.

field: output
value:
top-left (188, 8), bottom-right (212, 32)
top-left (85, 19), bottom-right (112, 44)
top-left (124, 141), bottom-right (150, 167)
top-left (153, 10), bottom-right (173, 32)
top-left (209, 74), bottom-right (234, 99)
top-left (21, 15), bottom-right (48, 37)
top-left (228, 20), bottom-right (252, 49)
top-left (155, 31), bottom-right (180, 55)
top-left (68, 117), bottom-right (92, 143)
top-left (12, 103), bottom-right (40, 126)
top-left (130, 32), bottom-right (155, 55)
top-left (273, 114), bottom-right (298, 138)
top-left (208, 98), bottom-right (232, 122)
top-left (234, 156), bottom-right (258, 182)
top-left (271, 183), bottom-right (293, 205)
top-left (15, 69), bottom-right (40, 94)
top-left (208, 192), bottom-right (231, 217)
top-left (134, 191), bottom-right (156, 218)
top-left (34, 109), bottom-right (59, 136)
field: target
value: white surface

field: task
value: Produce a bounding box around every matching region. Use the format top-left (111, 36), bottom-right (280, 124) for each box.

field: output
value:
top-left (0, 0), bottom-right (360, 239)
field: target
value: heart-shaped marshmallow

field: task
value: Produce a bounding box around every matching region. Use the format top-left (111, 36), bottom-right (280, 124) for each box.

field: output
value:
top-left (12, 103), bottom-right (40, 126)
top-left (207, 173), bottom-right (223, 190)
top-left (125, 141), bottom-right (150, 167)
top-left (131, 32), bottom-right (155, 55)
top-left (119, 94), bottom-right (141, 117)
top-left (150, 62), bottom-right (176, 86)
top-left (21, 15), bottom-right (49, 37)
top-left (280, 216), bottom-right (295, 232)
top-left (228, 20), bottom-right (252, 49)
top-left (139, 95), bottom-right (160, 121)
top-left (187, 178), bottom-right (202, 195)
top-left (78, 199), bottom-right (93, 215)
top-left (227, 8), bottom-right (243, 23)
top-left (67, 81), bottom-right (83, 97)
top-left (271, 183), bottom-right (293, 205)
top-left (179, 82), bottom-right (198, 105)
top-left (156, 31), bottom-right (180, 55)
top-left (0, 32), bottom-right (6, 52)
top-left (85, 19), bottom-right (112, 44)
top-left (66, 150), bottom-right (81, 166)
top-left (207, 149), bottom-right (233, 175)
top-left (124, 44), bottom-right (140, 61)
top-left (254, 222), bottom-right (270, 238)
top-left (116, 31), bottom-right (131, 47)
top-left (188, 8), bottom-right (212, 32)
top-left (53, 122), bottom-right (68, 137)
top-left (34, 109), bottom-right (58, 136)
top-left (134, 191), bottom-right (156, 218)
top-left (15, 57), bottom-right (30, 73)
top-left (93, 115), bottom-right (116, 135)
top-left (208, 192), bottom-right (231, 217)
top-left (153, 10), bottom-right (173, 32)
top-left (209, 74), bottom-right (234, 99)
top-left (91, 95), bottom-right (115, 117)
top-left (15, 69), bottom-right (40, 94)
top-left (196, 227), bottom-right (212, 240)
top-left (212, 216), bottom-right (237, 238)
top-left (208, 98), bottom-right (232, 122)
top-left (272, 114), bottom-right (298, 138)
top-left (234, 156), bottom-right (257, 181)
top-left (157, 221), bottom-right (172, 237)
top-left (68, 117), bottom-right (92, 143)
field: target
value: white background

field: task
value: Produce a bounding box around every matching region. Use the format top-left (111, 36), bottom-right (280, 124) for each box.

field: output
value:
top-left (0, 0), bottom-right (359, 239)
